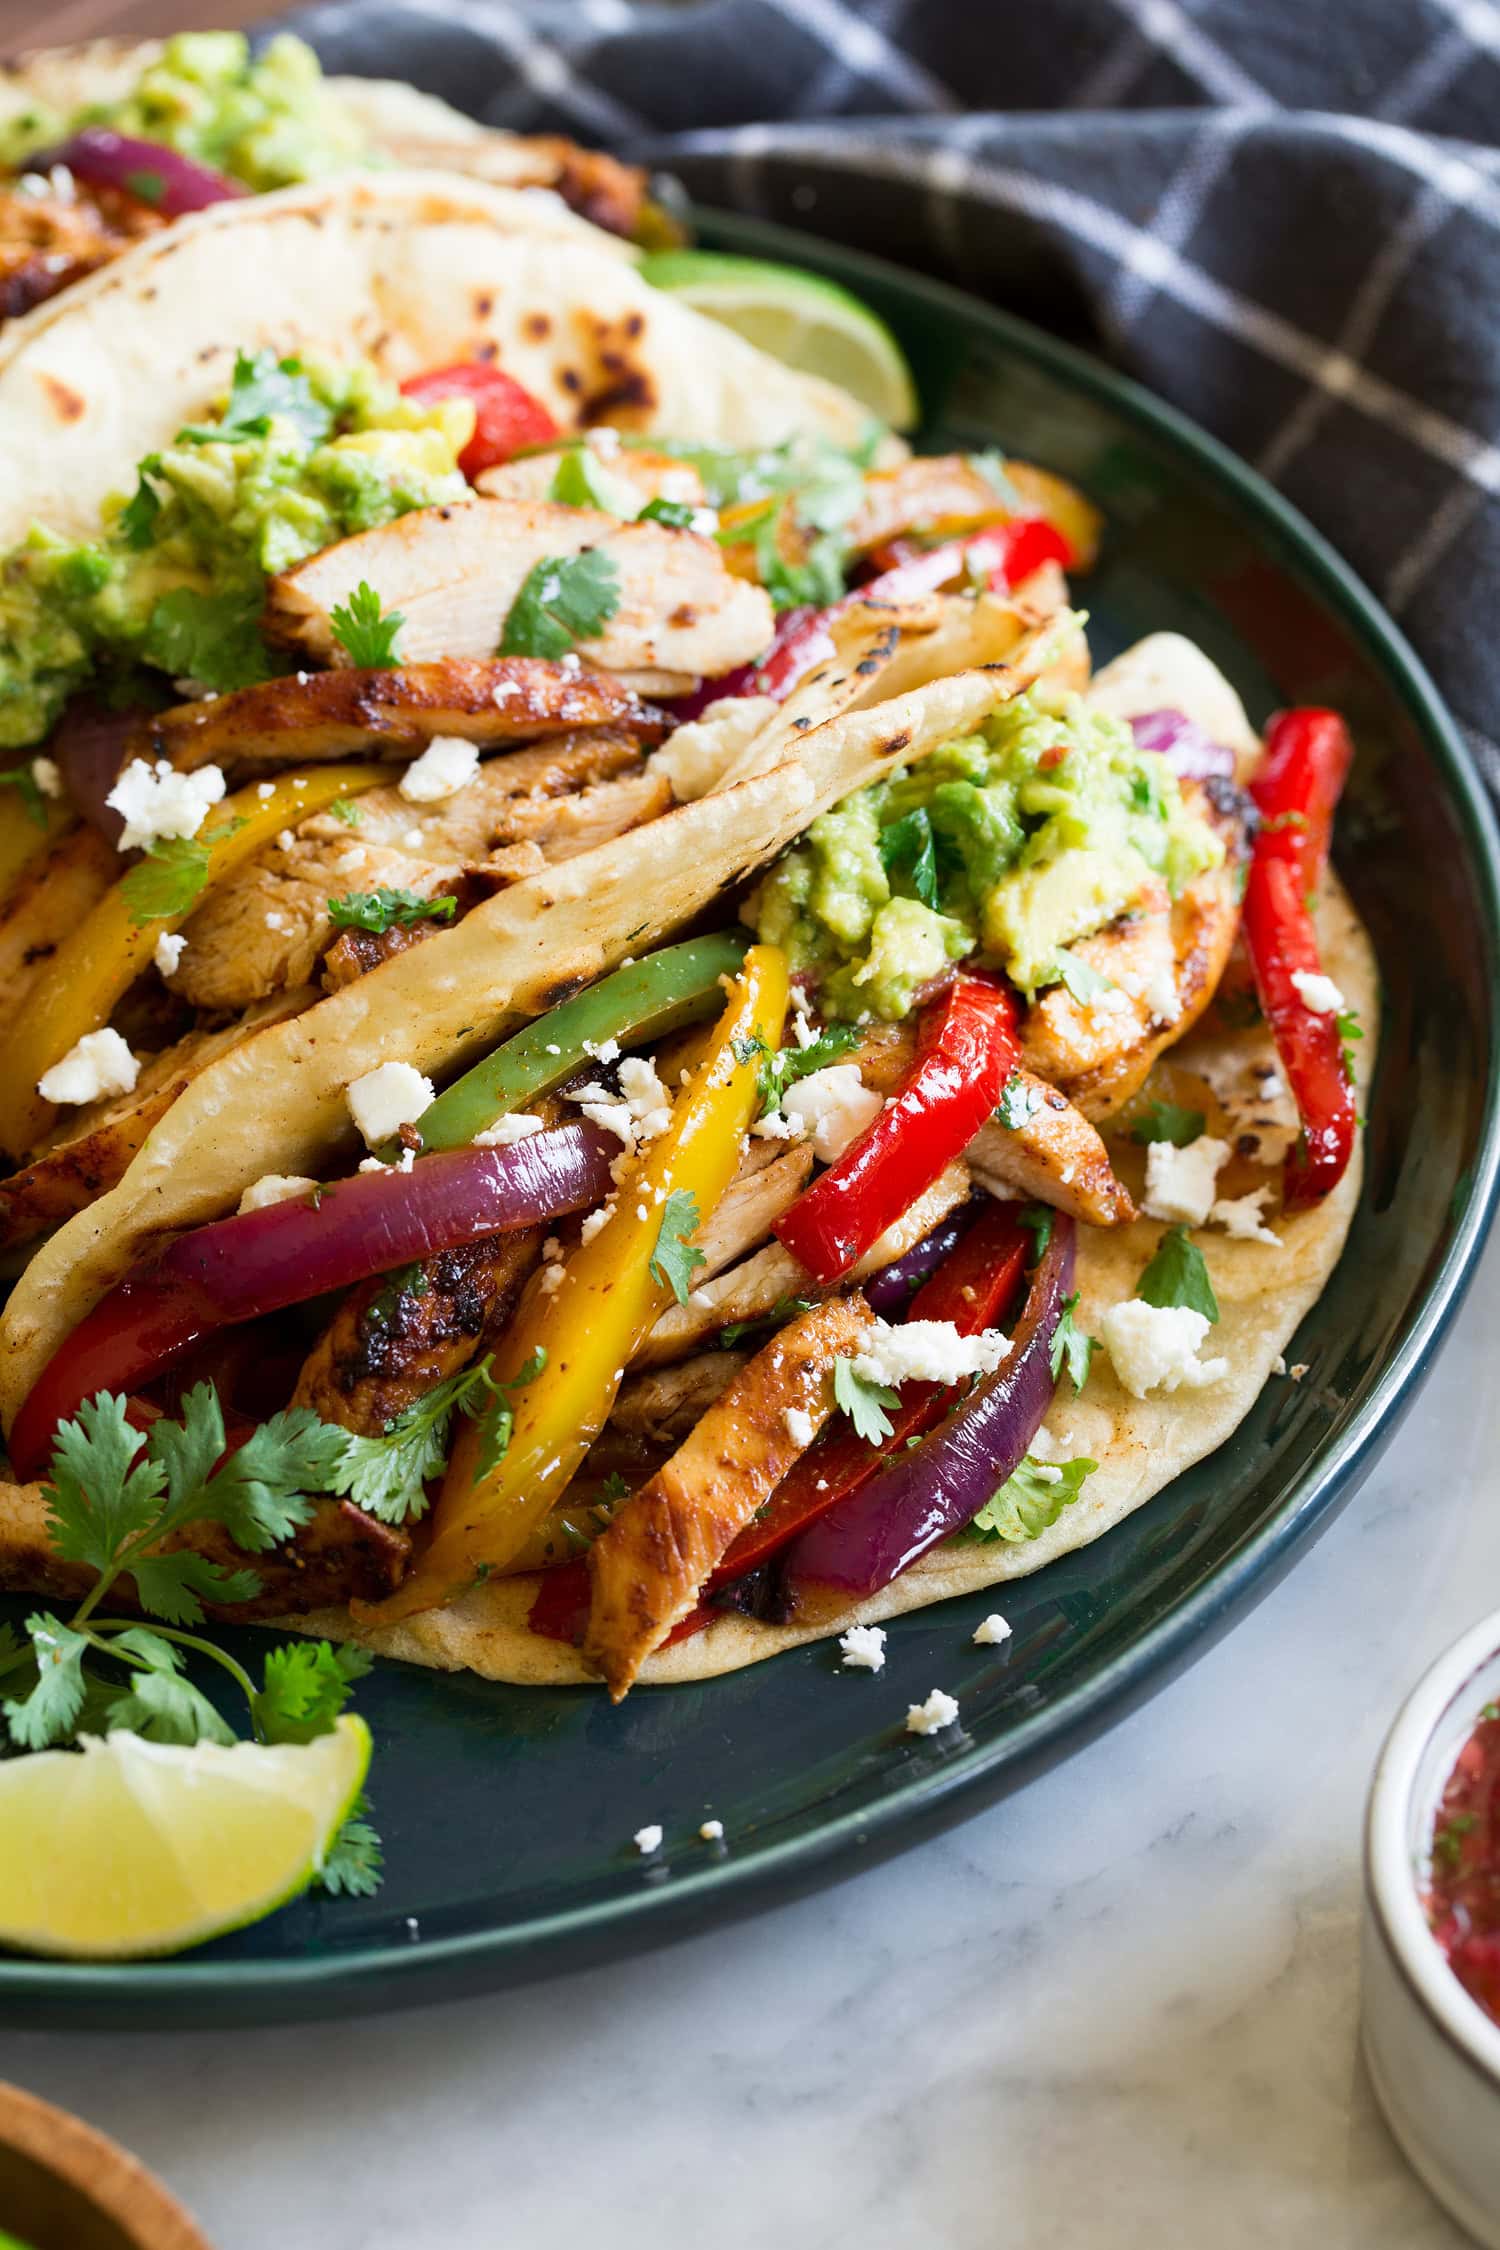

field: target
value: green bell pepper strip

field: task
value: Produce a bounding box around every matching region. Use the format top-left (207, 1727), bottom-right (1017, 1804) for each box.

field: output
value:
top-left (399, 932), bottom-right (752, 1157)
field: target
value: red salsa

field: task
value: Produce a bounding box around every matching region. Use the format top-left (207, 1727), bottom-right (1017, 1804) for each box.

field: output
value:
top-left (1427, 1698), bottom-right (1500, 2025)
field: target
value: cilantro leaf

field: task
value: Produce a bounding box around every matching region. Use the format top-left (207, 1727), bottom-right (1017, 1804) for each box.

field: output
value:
top-left (1337, 1007), bottom-right (1364, 1079)
top-left (879, 807), bottom-right (939, 908)
top-left (965, 1455), bottom-right (1097, 1544)
top-left (0, 762), bottom-right (48, 828)
top-left (203, 1405), bottom-right (355, 1554)
top-left (549, 448), bottom-right (640, 517)
top-left (129, 1551), bottom-right (261, 1628)
top-left (833, 1356), bottom-right (901, 1446)
top-left (119, 835), bottom-right (211, 928)
top-left (1136, 1224), bottom-right (1219, 1323)
top-left (43, 1392), bottom-right (166, 1582)
top-left (105, 1630), bottom-right (235, 1746)
top-left (649, 1190), bottom-right (707, 1306)
top-left (254, 1640), bottom-right (372, 1746)
top-left (1129, 1101), bottom-right (1206, 1147)
top-left (719, 1295), bottom-right (816, 1349)
top-left (757, 1021), bottom-right (859, 1116)
top-left (327, 886), bottom-right (457, 936)
top-left (143, 586), bottom-right (271, 692)
top-left (328, 581), bottom-right (405, 669)
top-left (180, 350), bottom-right (333, 449)
top-left (995, 1069), bottom-right (1045, 1131)
top-left (118, 458), bottom-right (163, 550)
top-left (637, 496), bottom-right (700, 530)
top-left (316, 1795), bottom-right (384, 1897)
top-left (1018, 1204), bottom-right (1054, 1265)
top-left (2, 1614), bottom-right (90, 1749)
top-left (1048, 949), bottom-right (1114, 1006)
top-left (499, 549), bottom-right (621, 660)
top-left (330, 1358), bottom-right (503, 1524)
top-left (329, 797), bottom-right (363, 827)
top-left (1049, 1292), bottom-right (1097, 1392)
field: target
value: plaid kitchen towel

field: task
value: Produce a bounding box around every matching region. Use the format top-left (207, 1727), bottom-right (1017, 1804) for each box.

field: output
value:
top-left (286, 0), bottom-right (1500, 788)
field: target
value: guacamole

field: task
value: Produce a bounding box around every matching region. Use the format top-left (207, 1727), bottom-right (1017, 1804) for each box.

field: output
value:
top-left (745, 693), bottom-right (1224, 1019)
top-left (1, 33), bottom-right (370, 191)
top-left (0, 353), bottom-right (473, 748)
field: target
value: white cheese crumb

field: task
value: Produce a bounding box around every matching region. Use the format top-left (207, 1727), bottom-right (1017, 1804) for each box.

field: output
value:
top-left (1100, 1301), bottom-right (1229, 1397)
top-left (153, 930), bottom-right (187, 977)
top-left (402, 827), bottom-right (425, 849)
top-left (105, 757), bottom-right (225, 852)
top-left (633, 1824), bottom-right (663, 1855)
top-left (906, 1688), bottom-right (960, 1736)
top-left (539, 1263), bottom-right (565, 1295)
top-left (37, 1027), bottom-right (138, 1106)
top-left (1210, 1187), bottom-right (1283, 1247)
top-left (276, 827), bottom-right (295, 851)
top-left (776, 1064), bottom-right (880, 1163)
top-left (850, 1318), bottom-right (1010, 1391)
top-left (699, 1818), bottom-right (724, 1842)
top-left (1142, 961), bottom-right (1179, 1022)
top-left (346, 1061), bottom-right (434, 1148)
top-left (582, 1036), bottom-right (621, 1064)
top-left (839, 1625), bottom-right (887, 1673)
top-left (973, 1613), bottom-right (1012, 1646)
top-left (237, 1173), bottom-right (319, 1214)
top-left (750, 1105), bottom-right (808, 1143)
top-left (1272, 1354), bottom-right (1287, 1374)
top-left (256, 780), bottom-right (277, 801)
top-left (784, 1405), bottom-right (815, 1448)
top-left (1028, 1424), bottom-right (1062, 1461)
top-left (1290, 968), bottom-right (1345, 1015)
top-left (689, 1288), bottom-right (712, 1309)
top-left (1289, 1361), bottom-right (1309, 1381)
top-left (264, 911), bottom-right (287, 932)
top-left (580, 1201), bottom-right (614, 1245)
top-left (399, 735), bottom-right (480, 802)
top-left (30, 754), bottom-right (61, 799)
top-left (358, 1146), bottom-right (417, 1176)
top-left (1143, 1136), bottom-right (1231, 1227)
top-left (472, 1112), bottom-right (546, 1147)
top-left (541, 1235), bottom-right (563, 1262)
top-left (1030, 1462), bottom-right (1065, 1485)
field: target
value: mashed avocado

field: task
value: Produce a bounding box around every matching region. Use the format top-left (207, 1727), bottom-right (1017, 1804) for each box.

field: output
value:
top-left (0, 33), bottom-right (369, 190)
top-left (745, 692), bottom-right (1224, 1019)
top-left (0, 353), bottom-right (472, 747)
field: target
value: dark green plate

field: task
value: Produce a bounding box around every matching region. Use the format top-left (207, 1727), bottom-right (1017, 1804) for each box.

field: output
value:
top-left (4, 212), bottom-right (1497, 2029)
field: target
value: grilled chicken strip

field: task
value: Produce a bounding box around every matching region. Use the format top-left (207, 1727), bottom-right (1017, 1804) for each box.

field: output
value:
top-left (136, 657), bottom-right (663, 777)
top-left (608, 1351), bottom-right (749, 1446)
top-left (0, 1477), bottom-right (408, 1618)
top-left (1020, 780), bottom-right (1250, 1118)
top-left (353, 126), bottom-right (649, 239)
top-left (692, 1141), bottom-right (816, 1281)
top-left (477, 448), bottom-right (706, 511)
top-left (585, 1296), bottom-right (874, 1698)
top-left (0, 174), bottom-right (163, 320)
top-left (0, 990), bottom-right (314, 1246)
top-left (292, 1228), bottom-right (543, 1438)
top-left (265, 500), bottom-right (775, 695)
top-left (0, 822), bottom-right (115, 1040)
top-left (635, 1162), bottom-right (972, 1368)
top-left (170, 736), bottom-right (668, 1012)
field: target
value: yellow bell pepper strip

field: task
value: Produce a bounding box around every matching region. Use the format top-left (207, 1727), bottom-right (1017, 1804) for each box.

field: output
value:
top-left (0, 762), bottom-right (389, 1160)
top-left (356, 941), bottom-right (791, 1624)
top-left (0, 790), bottom-right (70, 905)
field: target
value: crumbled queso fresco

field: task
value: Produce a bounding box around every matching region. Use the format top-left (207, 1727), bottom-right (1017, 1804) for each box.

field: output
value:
top-left (633, 1824), bottom-right (663, 1855)
top-left (839, 1625), bottom-right (887, 1673)
top-left (398, 734), bottom-right (480, 803)
top-left (973, 1614), bottom-right (1012, 1647)
top-left (1100, 1301), bottom-right (1229, 1398)
top-left (104, 756), bottom-right (225, 851)
top-left (906, 1689), bottom-right (961, 1736)
top-left (1290, 968), bottom-right (1346, 1016)
top-left (237, 1173), bottom-right (319, 1214)
top-left (346, 1060), bottom-right (435, 1148)
top-left (37, 1026), bottom-right (138, 1106)
top-left (850, 1319), bottom-right (1010, 1391)
top-left (1142, 1135), bottom-right (1230, 1227)
top-left (784, 1405), bottom-right (815, 1448)
top-left (153, 929), bottom-right (187, 977)
top-left (472, 1112), bottom-right (546, 1147)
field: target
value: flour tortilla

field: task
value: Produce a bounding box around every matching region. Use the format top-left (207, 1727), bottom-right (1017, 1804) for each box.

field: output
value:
top-left (290, 637), bottom-right (1375, 1684)
top-left (0, 167), bottom-right (882, 552)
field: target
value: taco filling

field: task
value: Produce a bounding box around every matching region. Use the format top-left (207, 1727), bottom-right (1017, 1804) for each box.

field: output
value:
top-left (0, 164), bottom-right (1371, 1742)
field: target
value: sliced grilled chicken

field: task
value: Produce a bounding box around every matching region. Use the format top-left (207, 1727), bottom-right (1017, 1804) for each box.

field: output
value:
top-left (264, 499), bottom-right (775, 695)
top-left (0, 1477), bottom-right (407, 1619)
top-left (291, 1228), bottom-right (543, 1438)
top-left (477, 448), bottom-right (706, 511)
top-left (0, 822), bottom-right (116, 1040)
top-left (350, 125), bottom-right (649, 239)
top-left (0, 174), bottom-right (163, 321)
top-left (635, 1161), bottom-right (971, 1367)
top-left (843, 455), bottom-right (1017, 555)
top-left (584, 1296), bottom-right (874, 1697)
top-left (0, 991), bottom-right (313, 1246)
top-left (1020, 781), bottom-right (1249, 1118)
top-left (138, 658), bottom-right (664, 776)
top-left (170, 739), bottom-right (668, 1012)
top-left (693, 1141), bottom-right (816, 1280)
top-left (608, 1351), bottom-right (748, 1446)
top-left (966, 1077), bottom-right (1135, 1226)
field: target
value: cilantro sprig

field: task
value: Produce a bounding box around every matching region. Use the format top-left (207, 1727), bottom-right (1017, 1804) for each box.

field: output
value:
top-left (327, 886), bottom-right (457, 937)
top-left (499, 549), bottom-right (621, 660)
top-left (995, 1070), bottom-right (1044, 1132)
top-left (179, 350), bottom-right (334, 450)
top-left (1129, 1101), bottom-right (1206, 1147)
top-left (649, 1190), bottom-right (708, 1306)
top-left (1136, 1224), bottom-right (1219, 1322)
top-left (757, 1021), bottom-right (860, 1116)
top-left (329, 581), bottom-right (405, 669)
top-left (1047, 949), bottom-right (1115, 1006)
top-left (1050, 1293), bottom-right (1098, 1392)
top-left (833, 1357), bottom-right (901, 1446)
top-left (964, 1454), bottom-right (1097, 1544)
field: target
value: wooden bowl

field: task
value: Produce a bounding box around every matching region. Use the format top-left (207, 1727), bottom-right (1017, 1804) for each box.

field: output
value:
top-left (0, 2082), bottom-right (212, 2250)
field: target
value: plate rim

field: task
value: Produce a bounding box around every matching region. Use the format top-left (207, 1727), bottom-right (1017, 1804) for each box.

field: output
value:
top-left (5, 205), bottom-right (1499, 2021)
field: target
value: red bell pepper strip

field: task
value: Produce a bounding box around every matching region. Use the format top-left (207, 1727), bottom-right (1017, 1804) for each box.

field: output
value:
top-left (707, 1200), bottom-right (1029, 1588)
top-left (775, 975), bottom-right (1021, 1286)
top-left (400, 363), bottom-right (560, 481)
top-left (1242, 708), bottom-right (1358, 1210)
top-left (528, 1557), bottom-right (712, 1649)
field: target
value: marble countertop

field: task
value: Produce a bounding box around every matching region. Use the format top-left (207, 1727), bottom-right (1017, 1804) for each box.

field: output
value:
top-left (12, 1234), bottom-right (1499, 2250)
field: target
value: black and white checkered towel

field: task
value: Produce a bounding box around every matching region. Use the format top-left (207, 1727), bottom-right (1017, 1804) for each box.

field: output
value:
top-left (287, 0), bottom-right (1500, 790)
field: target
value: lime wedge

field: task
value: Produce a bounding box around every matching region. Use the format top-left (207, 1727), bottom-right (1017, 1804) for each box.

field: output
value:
top-left (639, 249), bottom-right (919, 431)
top-left (0, 1716), bottom-right (370, 1959)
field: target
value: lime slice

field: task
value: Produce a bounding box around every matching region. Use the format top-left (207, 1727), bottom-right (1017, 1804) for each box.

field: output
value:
top-left (639, 249), bottom-right (919, 431)
top-left (0, 1716), bottom-right (370, 1959)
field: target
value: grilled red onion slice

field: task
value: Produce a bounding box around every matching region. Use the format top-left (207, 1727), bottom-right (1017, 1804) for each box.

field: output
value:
top-left (30, 129), bottom-right (245, 216)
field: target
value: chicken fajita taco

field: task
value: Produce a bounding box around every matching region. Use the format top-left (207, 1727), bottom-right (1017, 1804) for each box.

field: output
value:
top-left (0, 162), bottom-right (1373, 1725)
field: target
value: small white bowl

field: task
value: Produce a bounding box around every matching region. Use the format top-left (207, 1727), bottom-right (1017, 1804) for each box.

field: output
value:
top-left (1364, 1609), bottom-right (1500, 2245)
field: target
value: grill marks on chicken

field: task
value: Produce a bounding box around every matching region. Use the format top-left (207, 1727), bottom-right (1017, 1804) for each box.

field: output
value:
top-left (137, 657), bottom-right (664, 776)
top-left (291, 1227), bottom-right (543, 1438)
top-left (584, 1296), bottom-right (874, 1698)
top-left (0, 175), bottom-right (163, 320)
